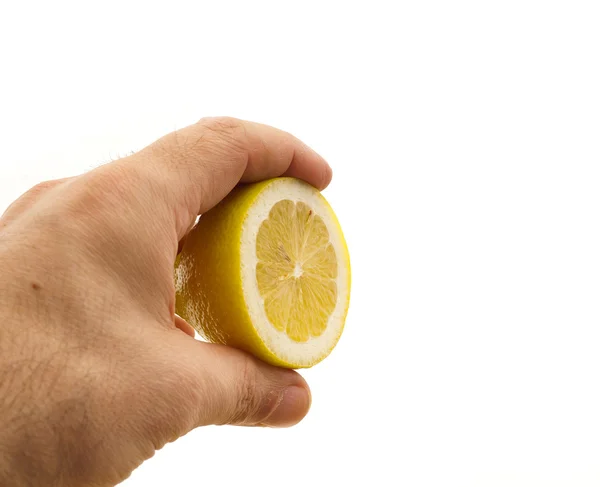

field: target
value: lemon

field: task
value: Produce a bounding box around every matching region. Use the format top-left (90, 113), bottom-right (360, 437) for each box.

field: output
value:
top-left (174, 177), bottom-right (351, 368)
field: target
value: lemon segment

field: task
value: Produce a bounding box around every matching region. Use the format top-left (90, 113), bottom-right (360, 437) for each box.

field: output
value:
top-left (175, 177), bottom-right (351, 368)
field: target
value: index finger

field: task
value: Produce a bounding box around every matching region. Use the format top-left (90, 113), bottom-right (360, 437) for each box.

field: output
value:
top-left (121, 116), bottom-right (332, 239)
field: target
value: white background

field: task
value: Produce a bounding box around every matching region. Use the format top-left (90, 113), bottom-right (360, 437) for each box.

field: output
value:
top-left (1, 1), bottom-right (600, 486)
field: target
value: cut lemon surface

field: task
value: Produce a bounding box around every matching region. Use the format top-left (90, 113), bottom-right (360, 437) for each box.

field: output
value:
top-left (175, 177), bottom-right (351, 368)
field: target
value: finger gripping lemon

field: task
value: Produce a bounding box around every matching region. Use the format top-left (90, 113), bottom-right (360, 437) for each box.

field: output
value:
top-left (175, 177), bottom-right (351, 368)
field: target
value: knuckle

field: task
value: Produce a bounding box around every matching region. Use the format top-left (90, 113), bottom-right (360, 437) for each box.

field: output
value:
top-left (23, 178), bottom-right (72, 205)
top-left (53, 165), bottom-right (141, 242)
top-left (1, 179), bottom-right (71, 230)
top-left (29, 179), bottom-right (61, 195)
top-left (150, 128), bottom-right (194, 166)
top-left (14, 179), bottom-right (64, 210)
top-left (198, 116), bottom-right (243, 134)
top-left (197, 117), bottom-right (248, 151)
top-left (66, 165), bottom-right (139, 218)
top-left (229, 359), bottom-right (261, 424)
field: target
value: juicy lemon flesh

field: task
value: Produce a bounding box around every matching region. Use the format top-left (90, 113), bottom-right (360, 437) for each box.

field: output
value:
top-left (256, 199), bottom-right (338, 343)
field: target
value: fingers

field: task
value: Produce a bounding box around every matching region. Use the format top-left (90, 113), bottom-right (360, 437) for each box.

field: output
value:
top-left (2, 118), bottom-right (330, 255)
top-left (166, 334), bottom-right (311, 429)
top-left (199, 343), bottom-right (311, 428)
top-left (119, 116), bottom-right (331, 239)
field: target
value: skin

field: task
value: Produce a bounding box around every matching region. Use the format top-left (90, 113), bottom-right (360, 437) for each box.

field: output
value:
top-left (0, 117), bottom-right (332, 487)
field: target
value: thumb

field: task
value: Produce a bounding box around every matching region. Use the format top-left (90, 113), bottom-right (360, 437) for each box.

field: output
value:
top-left (170, 334), bottom-right (312, 428)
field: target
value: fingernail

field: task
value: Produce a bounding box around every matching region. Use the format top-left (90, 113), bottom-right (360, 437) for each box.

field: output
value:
top-left (261, 386), bottom-right (312, 428)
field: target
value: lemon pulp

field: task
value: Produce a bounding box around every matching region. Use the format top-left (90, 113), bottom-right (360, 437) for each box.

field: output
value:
top-left (256, 200), bottom-right (338, 342)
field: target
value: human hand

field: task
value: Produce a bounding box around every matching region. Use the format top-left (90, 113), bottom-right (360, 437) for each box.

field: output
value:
top-left (0, 117), bottom-right (332, 486)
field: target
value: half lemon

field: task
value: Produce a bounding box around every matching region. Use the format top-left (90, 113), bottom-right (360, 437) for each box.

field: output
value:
top-left (175, 177), bottom-right (351, 368)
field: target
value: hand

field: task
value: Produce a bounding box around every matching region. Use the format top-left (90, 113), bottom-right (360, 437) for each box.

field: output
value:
top-left (0, 117), bottom-right (332, 487)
